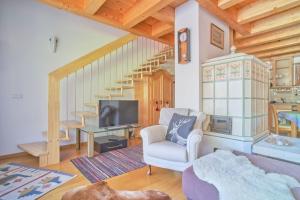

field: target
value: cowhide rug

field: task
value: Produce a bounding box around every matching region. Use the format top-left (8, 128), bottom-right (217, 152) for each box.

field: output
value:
top-left (62, 181), bottom-right (171, 200)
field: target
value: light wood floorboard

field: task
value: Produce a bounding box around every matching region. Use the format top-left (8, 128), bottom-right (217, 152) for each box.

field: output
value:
top-left (0, 139), bottom-right (185, 200)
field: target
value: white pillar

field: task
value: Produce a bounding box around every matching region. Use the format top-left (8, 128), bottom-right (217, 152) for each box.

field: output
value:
top-left (174, 0), bottom-right (230, 111)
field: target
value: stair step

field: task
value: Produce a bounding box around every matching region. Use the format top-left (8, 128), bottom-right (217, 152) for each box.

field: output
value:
top-left (116, 78), bottom-right (142, 84)
top-left (95, 93), bottom-right (124, 99)
top-left (133, 66), bottom-right (160, 72)
top-left (84, 102), bottom-right (99, 108)
top-left (106, 86), bottom-right (134, 91)
top-left (18, 142), bottom-right (48, 157)
top-left (42, 130), bottom-right (70, 141)
top-left (95, 94), bottom-right (111, 99)
top-left (72, 111), bottom-right (98, 118)
top-left (126, 71), bottom-right (152, 78)
top-left (60, 120), bottom-right (83, 129)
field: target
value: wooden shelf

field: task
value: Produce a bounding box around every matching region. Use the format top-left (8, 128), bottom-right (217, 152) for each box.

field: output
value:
top-left (18, 142), bottom-right (48, 157)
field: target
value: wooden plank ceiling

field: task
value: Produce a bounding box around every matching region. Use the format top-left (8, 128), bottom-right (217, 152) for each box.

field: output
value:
top-left (197, 0), bottom-right (300, 59)
top-left (40, 0), bottom-right (187, 45)
top-left (40, 0), bottom-right (300, 58)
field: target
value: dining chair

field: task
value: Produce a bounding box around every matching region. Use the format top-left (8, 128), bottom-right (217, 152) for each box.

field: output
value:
top-left (271, 105), bottom-right (292, 136)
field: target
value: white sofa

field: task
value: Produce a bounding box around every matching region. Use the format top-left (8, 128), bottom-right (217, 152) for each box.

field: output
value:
top-left (141, 108), bottom-right (206, 172)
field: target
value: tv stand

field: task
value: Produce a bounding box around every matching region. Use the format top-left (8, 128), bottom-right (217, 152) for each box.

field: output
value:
top-left (78, 125), bottom-right (139, 157)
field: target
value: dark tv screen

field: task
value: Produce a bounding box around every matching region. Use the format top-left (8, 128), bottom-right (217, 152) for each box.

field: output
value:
top-left (99, 100), bottom-right (138, 128)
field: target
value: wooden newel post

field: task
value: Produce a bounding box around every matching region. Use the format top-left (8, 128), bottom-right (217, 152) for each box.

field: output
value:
top-left (47, 75), bottom-right (60, 165)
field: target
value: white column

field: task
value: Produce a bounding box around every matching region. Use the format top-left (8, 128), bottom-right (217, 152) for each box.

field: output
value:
top-left (174, 0), bottom-right (230, 111)
top-left (175, 0), bottom-right (201, 111)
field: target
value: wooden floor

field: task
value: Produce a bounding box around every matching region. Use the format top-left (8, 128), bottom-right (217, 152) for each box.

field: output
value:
top-left (0, 138), bottom-right (186, 200)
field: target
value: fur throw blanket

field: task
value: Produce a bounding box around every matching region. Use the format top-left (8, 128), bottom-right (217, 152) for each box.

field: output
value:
top-left (62, 181), bottom-right (171, 200)
top-left (193, 150), bottom-right (300, 200)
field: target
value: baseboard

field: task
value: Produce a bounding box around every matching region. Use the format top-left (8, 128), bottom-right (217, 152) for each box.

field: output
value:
top-left (0, 142), bottom-right (87, 160)
top-left (0, 151), bottom-right (29, 160)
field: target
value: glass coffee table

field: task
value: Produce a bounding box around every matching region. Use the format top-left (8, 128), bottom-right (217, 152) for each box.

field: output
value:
top-left (78, 125), bottom-right (139, 157)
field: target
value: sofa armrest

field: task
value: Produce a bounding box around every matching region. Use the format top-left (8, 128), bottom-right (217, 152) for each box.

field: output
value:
top-left (187, 129), bottom-right (203, 162)
top-left (141, 125), bottom-right (168, 146)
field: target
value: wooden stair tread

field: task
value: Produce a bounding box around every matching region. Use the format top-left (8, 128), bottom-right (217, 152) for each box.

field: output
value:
top-left (18, 141), bottom-right (48, 157)
top-left (60, 120), bottom-right (83, 129)
top-left (116, 78), bottom-right (142, 84)
top-left (106, 86), bottom-right (134, 90)
top-left (95, 94), bottom-right (111, 98)
top-left (42, 130), bottom-right (70, 141)
top-left (84, 102), bottom-right (99, 107)
top-left (133, 66), bottom-right (160, 72)
top-left (72, 111), bottom-right (98, 118)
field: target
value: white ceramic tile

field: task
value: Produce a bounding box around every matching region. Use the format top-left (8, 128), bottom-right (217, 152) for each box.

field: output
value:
top-left (203, 99), bottom-right (214, 115)
top-left (228, 61), bottom-right (243, 80)
top-left (245, 99), bottom-right (252, 117)
top-left (251, 80), bottom-right (256, 98)
top-left (232, 118), bottom-right (243, 136)
top-left (244, 119), bottom-right (251, 136)
top-left (215, 64), bottom-right (227, 81)
top-left (215, 99), bottom-right (227, 116)
top-left (264, 116), bottom-right (268, 131)
top-left (203, 66), bottom-right (214, 82)
top-left (244, 60), bottom-right (251, 79)
top-left (251, 118), bottom-right (257, 136)
top-left (256, 117), bottom-right (263, 134)
top-left (245, 80), bottom-right (251, 98)
top-left (203, 82), bottom-right (214, 98)
top-left (229, 80), bottom-right (243, 98)
top-left (252, 99), bottom-right (256, 116)
top-left (215, 82), bottom-right (227, 98)
top-left (264, 100), bottom-right (268, 115)
top-left (256, 99), bottom-right (263, 116)
top-left (228, 99), bottom-right (243, 117)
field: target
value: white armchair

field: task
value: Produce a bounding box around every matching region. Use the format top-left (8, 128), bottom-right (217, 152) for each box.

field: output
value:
top-left (141, 108), bottom-right (205, 173)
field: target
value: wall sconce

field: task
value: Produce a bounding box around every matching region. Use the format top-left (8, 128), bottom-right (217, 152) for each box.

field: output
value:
top-left (49, 36), bottom-right (58, 53)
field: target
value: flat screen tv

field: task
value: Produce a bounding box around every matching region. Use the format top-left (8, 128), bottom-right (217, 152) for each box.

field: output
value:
top-left (99, 100), bottom-right (138, 128)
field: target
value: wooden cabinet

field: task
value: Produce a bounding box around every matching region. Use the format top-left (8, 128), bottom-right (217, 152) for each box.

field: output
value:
top-left (271, 56), bottom-right (293, 87)
top-left (134, 70), bottom-right (174, 130)
top-left (295, 62), bottom-right (300, 86)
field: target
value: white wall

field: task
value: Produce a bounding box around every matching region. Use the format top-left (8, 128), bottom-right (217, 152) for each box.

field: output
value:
top-left (175, 0), bottom-right (230, 111)
top-left (0, 0), bottom-right (128, 155)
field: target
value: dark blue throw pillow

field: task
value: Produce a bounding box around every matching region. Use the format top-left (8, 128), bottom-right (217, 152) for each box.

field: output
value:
top-left (166, 113), bottom-right (196, 146)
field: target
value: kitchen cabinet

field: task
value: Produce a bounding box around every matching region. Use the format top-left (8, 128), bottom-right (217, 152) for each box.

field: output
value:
top-left (271, 56), bottom-right (293, 87)
top-left (295, 62), bottom-right (300, 86)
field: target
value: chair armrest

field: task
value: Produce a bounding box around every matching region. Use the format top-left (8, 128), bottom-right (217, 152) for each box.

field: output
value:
top-left (141, 125), bottom-right (168, 146)
top-left (187, 129), bottom-right (203, 162)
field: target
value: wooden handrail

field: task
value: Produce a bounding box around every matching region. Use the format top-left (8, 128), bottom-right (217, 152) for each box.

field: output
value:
top-left (47, 33), bottom-right (138, 165)
top-left (50, 34), bottom-right (137, 80)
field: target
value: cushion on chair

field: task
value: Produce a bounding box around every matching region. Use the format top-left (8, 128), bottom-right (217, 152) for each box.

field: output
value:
top-left (146, 141), bottom-right (188, 162)
top-left (159, 108), bottom-right (189, 126)
top-left (166, 113), bottom-right (196, 146)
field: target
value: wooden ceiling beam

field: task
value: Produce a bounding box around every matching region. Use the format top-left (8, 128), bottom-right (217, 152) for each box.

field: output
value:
top-left (84, 0), bottom-right (106, 15)
top-left (152, 6), bottom-right (175, 24)
top-left (238, 0), bottom-right (300, 24)
top-left (197, 0), bottom-right (250, 35)
top-left (239, 36), bottom-right (300, 54)
top-left (152, 22), bottom-right (174, 37)
top-left (236, 6), bottom-right (300, 39)
top-left (235, 24), bottom-right (300, 49)
top-left (256, 45), bottom-right (300, 58)
top-left (122, 0), bottom-right (175, 28)
top-left (218, 0), bottom-right (245, 9)
top-left (40, 0), bottom-right (172, 45)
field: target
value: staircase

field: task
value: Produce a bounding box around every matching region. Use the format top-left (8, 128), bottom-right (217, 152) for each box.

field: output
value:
top-left (18, 34), bottom-right (174, 166)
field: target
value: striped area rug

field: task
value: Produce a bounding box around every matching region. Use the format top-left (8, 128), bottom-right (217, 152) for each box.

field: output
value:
top-left (71, 145), bottom-right (146, 183)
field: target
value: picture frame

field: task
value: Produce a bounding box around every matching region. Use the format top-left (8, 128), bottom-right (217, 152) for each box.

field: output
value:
top-left (210, 23), bottom-right (224, 49)
top-left (177, 28), bottom-right (191, 64)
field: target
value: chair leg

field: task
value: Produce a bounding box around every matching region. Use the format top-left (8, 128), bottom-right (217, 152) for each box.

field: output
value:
top-left (147, 165), bottom-right (152, 176)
